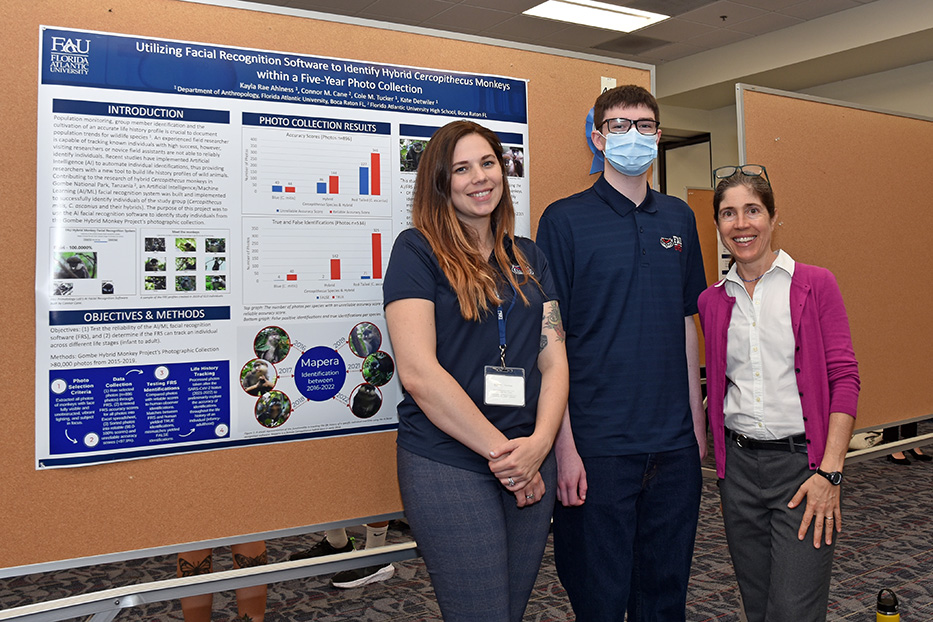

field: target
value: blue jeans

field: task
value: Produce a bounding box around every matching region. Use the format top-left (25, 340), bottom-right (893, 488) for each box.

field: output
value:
top-left (397, 447), bottom-right (557, 622)
top-left (553, 445), bottom-right (702, 622)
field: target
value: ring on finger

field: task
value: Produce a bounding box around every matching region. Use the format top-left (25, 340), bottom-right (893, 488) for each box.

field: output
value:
top-left (507, 477), bottom-right (515, 487)
top-left (525, 493), bottom-right (535, 500)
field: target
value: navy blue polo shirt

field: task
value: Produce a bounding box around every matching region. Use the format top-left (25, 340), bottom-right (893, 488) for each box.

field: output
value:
top-left (383, 228), bottom-right (558, 473)
top-left (536, 175), bottom-right (706, 456)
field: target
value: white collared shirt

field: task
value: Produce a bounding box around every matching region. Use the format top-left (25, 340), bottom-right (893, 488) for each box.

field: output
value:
top-left (722, 250), bottom-right (805, 440)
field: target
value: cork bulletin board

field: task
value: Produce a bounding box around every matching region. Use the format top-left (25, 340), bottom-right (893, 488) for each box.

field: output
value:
top-left (686, 186), bottom-right (720, 367)
top-left (738, 85), bottom-right (933, 431)
top-left (0, 0), bottom-right (650, 570)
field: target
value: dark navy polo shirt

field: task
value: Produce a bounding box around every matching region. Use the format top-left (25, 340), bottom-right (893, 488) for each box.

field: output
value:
top-left (383, 228), bottom-right (558, 473)
top-left (536, 175), bottom-right (706, 457)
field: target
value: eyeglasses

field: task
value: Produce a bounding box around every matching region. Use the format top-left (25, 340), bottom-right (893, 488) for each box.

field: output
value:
top-left (712, 164), bottom-right (770, 186)
top-left (600, 118), bottom-right (660, 136)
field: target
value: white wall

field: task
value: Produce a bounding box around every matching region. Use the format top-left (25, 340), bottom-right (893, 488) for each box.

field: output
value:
top-left (709, 105), bottom-right (740, 169)
top-left (659, 102), bottom-right (739, 201)
top-left (800, 60), bottom-right (933, 118)
top-left (661, 58), bottom-right (932, 183)
top-left (665, 141), bottom-right (711, 203)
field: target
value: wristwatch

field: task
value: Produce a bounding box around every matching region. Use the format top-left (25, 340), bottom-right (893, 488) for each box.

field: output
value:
top-left (816, 467), bottom-right (843, 485)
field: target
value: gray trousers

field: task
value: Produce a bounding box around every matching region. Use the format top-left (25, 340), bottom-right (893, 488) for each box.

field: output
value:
top-left (719, 440), bottom-right (837, 622)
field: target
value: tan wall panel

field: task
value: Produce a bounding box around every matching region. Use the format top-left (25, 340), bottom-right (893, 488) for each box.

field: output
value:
top-left (741, 88), bottom-right (933, 430)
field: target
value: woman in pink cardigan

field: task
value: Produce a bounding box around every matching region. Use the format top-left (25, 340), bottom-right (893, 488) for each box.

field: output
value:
top-left (698, 165), bottom-right (860, 622)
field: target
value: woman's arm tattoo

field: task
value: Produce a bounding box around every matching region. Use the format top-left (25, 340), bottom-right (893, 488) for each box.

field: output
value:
top-left (544, 302), bottom-right (566, 343)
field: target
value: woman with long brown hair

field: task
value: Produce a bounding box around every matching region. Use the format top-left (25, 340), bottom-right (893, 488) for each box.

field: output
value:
top-left (383, 120), bottom-right (568, 621)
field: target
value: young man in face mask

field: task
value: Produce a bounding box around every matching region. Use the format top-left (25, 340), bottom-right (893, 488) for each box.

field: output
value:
top-left (535, 85), bottom-right (707, 622)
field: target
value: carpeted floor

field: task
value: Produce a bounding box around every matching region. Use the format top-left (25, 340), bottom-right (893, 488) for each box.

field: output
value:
top-left (2, 432), bottom-right (931, 621)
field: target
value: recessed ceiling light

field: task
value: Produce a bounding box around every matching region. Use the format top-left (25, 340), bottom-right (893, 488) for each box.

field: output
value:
top-left (523, 0), bottom-right (669, 32)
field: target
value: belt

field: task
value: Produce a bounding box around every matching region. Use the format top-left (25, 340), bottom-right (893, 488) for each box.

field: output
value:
top-left (726, 428), bottom-right (807, 452)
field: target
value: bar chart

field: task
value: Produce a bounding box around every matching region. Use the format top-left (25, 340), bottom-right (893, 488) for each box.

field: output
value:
top-left (243, 126), bottom-right (391, 218)
top-left (244, 217), bottom-right (390, 304)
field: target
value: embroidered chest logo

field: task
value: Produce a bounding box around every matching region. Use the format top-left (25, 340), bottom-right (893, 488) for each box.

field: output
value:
top-left (659, 235), bottom-right (683, 252)
top-left (511, 264), bottom-right (535, 276)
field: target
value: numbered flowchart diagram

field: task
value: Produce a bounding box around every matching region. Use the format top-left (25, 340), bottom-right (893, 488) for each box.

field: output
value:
top-left (238, 321), bottom-right (397, 436)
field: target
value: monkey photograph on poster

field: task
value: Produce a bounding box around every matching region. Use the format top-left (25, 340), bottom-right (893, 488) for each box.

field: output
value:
top-left (176, 257), bottom-right (197, 271)
top-left (350, 383), bottom-right (382, 418)
top-left (349, 322), bottom-right (381, 358)
top-left (400, 139), bottom-right (427, 172)
top-left (145, 276), bottom-right (166, 291)
top-left (241, 359), bottom-right (276, 396)
top-left (205, 238), bottom-right (226, 253)
top-left (255, 391), bottom-right (291, 428)
top-left (253, 327), bottom-right (291, 364)
top-left (53, 282), bottom-right (74, 296)
top-left (176, 275), bottom-right (196, 291)
top-left (207, 275), bottom-right (226, 291)
top-left (54, 253), bottom-right (96, 279)
top-left (175, 238), bottom-right (197, 253)
top-left (361, 351), bottom-right (395, 386)
top-left (145, 237), bottom-right (166, 252)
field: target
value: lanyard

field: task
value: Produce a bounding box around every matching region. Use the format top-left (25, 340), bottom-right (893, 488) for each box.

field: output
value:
top-left (496, 281), bottom-right (517, 368)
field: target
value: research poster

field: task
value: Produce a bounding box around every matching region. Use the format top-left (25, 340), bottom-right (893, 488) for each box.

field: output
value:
top-left (37, 27), bottom-right (530, 468)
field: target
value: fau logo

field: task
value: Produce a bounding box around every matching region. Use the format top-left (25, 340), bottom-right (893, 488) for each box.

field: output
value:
top-left (48, 35), bottom-right (91, 75)
top-left (659, 235), bottom-right (684, 252)
top-left (51, 37), bottom-right (90, 54)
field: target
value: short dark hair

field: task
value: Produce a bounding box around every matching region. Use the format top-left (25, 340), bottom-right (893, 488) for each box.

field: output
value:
top-left (594, 85), bottom-right (660, 130)
top-left (712, 174), bottom-right (776, 223)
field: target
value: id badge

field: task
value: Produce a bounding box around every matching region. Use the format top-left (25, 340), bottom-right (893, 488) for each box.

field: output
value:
top-left (484, 366), bottom-right (525, 407)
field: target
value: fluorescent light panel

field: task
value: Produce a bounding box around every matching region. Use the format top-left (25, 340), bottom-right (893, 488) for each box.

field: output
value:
top-left (523, 0), bottom-right (669, 32)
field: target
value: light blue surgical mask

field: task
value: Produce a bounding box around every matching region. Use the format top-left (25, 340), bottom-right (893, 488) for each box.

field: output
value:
top-left (600, 130), bottom-right (657, 177)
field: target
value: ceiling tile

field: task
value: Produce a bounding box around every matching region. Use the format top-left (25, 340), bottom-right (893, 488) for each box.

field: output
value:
top-left (728, 11), bottom-right (803, 35)
top-left (483, 14), bottom-right (573, 40)
top-left (780, 0), bottom-right (860, 20)
top-left (637, 40), bottom-right (706, 62)
top-left (594, 33), bottom-right (672, 54)
top-left (684, 26), bottom-right (752, 48)
top-left (358, 0), bottom-right (454, 22)
top-left (459, 0), bottom-right (540, 10)
top-left (677, 0), bottom-right (768, 27)
top-left (283, 0), bottom-right (376, 12)
top-left (636, 17), bottom-right (716, 40)
top-left (543, 23), bottom-right (630, 47)
top-left (424, 4), bottom-right (512, 30)
top-left (730, 0), bottom-right (800, 9)
top-left (623, 0), bottom-right (721, 18)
